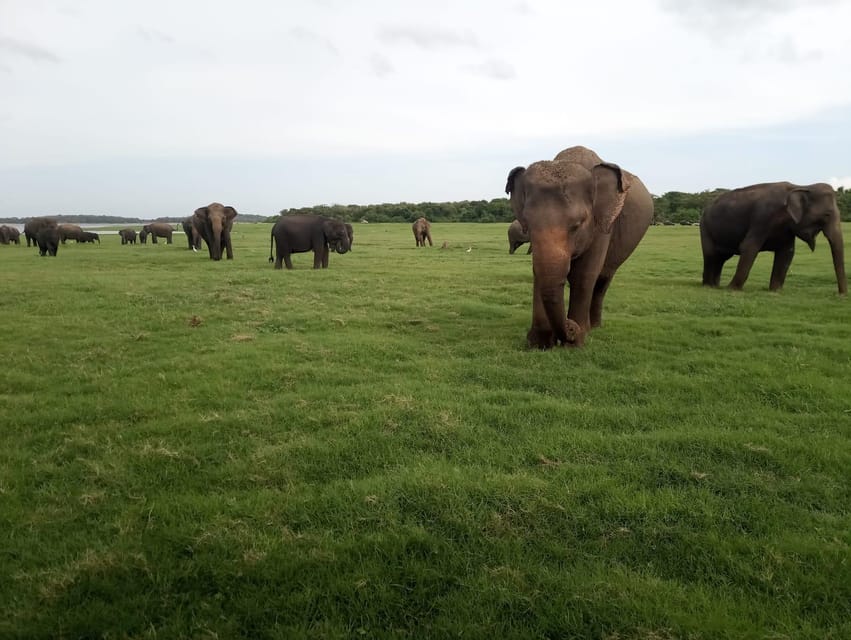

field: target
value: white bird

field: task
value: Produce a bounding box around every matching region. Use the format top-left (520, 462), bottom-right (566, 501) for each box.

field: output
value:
top-left (466, 246), bottom-right (472, 253)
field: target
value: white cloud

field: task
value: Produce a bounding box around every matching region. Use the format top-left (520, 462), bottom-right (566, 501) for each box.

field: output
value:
top-left (828, 176), bottom-right (851, 189)
top-left (1, 0), bottom-right (851, 214)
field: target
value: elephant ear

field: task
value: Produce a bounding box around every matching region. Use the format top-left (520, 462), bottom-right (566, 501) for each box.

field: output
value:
top-left (224, 206), bottom-right (238, 220)
top-left (505, 166), bottom-right (525, 195)
top-left (785, 189), bottom-right (808, 224)
top-left (591, 162), bottom-right (631, 234)
top-left (194, 207), bottom-right (209, 220)
top-left (505, 166), bottom-right (528, 230)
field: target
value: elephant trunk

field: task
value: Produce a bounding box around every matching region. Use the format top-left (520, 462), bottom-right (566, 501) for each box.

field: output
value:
top-left (824, 221), bottom-right (847, 295)
top-left (211, 219), bottom-right (223, 261)
top-left (532, 237), bottom-right (575, 346)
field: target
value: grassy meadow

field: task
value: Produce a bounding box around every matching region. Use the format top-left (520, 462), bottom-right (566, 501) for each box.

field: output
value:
top-left (1, 222), bottom-right (849, 639)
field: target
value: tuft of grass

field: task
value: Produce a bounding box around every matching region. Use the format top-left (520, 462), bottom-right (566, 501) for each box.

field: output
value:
top-left (0, 223), bottom-right (849, 638)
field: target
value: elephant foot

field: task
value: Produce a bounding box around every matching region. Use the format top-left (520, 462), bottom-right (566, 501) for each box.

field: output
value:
top-left (526, 327), bottom-right (555, 350)
top-left (563, 318), bottom-right (585, 347)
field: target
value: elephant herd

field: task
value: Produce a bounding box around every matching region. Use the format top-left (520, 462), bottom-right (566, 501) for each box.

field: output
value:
top-left (501, 145), bottom-right (847, 348)
top-left (4, 146), bottom-right (846, 349)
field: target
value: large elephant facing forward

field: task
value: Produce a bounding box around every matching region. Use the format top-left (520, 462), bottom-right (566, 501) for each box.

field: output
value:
top-left (24, 217), bottom-right (60, 255)
top-left (412, 217), bottom-right (432, 247)
top-left (269, 214), bottom-right (351, 269)
top-left (505, 145), bottom-right (653, 349)
top-left (508, 219), bottom-right (531, 254)
top-left (700, 182), bottom-right (847, 294)
top-left (193, 203), bottom-right (237, 260)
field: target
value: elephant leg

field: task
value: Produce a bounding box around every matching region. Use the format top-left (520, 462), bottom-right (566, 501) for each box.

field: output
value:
top-left (283, 251), bottom-right (293, 269)
top-left (427, 234), bottom-right (432, 247)
top-left (769, 242), bottom-right (795, 291)
top-left (566, 245), bottom-right (608, 333)
top-left (704, 252), bottom-right (733, 287)
top-left (223, 229), bottom-right (233, 259)
top-left (589, 274), bottom-right (614, 328)
top-left (527, 279), bottom-right (555, 349)
top-left (728, 237), bottom-right (764, 290)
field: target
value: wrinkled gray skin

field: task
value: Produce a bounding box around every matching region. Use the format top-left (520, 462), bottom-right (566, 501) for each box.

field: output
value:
top-left (0, 225), bottom-right (21, 245)
top-left (269, 214), bottom-right (352, 269)
top-left (506, 145), bottom-right (653, 349)
top-left (24, 218), bottom-right (60, 256)
top-left (142, 222), bottom-right (175, 245)
top-left (181, 216), bottom-right (202, 251)
top-left (700, 182), bottom-right (847, 294)
top-left (118, 228), bottom-right (137, 245)
top-left (58, 223), bottom-right (85, 244)
top-left (508, 219), bottom-right (531, 254)
top-left (412, 217), bottom-right (432, 247)
top-left (193, 203), bottom-right (237, 260)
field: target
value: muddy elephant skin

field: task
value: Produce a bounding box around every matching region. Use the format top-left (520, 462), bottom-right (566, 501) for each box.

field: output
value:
top-left (506, 145), bottom-right (653, 349)
top-left (412, 217), bottom-right (432, 247)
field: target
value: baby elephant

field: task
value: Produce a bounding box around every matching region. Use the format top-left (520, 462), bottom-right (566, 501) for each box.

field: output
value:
top-left (269, 215), bottom-right (352, 269)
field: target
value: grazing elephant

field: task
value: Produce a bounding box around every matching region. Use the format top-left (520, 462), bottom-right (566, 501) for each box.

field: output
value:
top-left (0, 225), bottom-right (21, 245)
top-left (192, 203), bottom-right (237, 260)
top-left (181, 216), bottom-right (202, 251)
top-left (24, 217), bottom-right (59, 255)
top-left (700, 182), bottom-right (847, 294)
top-left (58, 223), bottom-right (85, 244)
top-left (142, 222), bottom-right (175, 244)
top-left (118, 228), bottom-right (137, 245)
top-left (412, 217), bottom-right (433, 247)
top-left (505, 145), bottom-right (653, 349)
top-left (269, 214), bottom-right (352, 269)
top-left (508, 219), bottom-right (531, 254)
top-left (79, 231), bottom-right (100, 244)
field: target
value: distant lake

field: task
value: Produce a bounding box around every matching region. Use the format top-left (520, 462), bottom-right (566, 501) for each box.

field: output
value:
top-left (3, 223), bottom-right (190, 236)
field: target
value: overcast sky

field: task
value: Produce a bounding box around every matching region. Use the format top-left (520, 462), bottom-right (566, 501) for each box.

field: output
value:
top-left (1, 0), bottom-right (850, 217)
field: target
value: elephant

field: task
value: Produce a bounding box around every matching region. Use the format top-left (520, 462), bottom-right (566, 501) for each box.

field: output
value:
top-left (269, 214), bottom-right (352, 269)
top-left (700, 182), bottom-right (847, 294)
top-left (24, 217), bottom-right (60, 255)
top-left (412, 217), bottom-right (433, 247)
top-left (505, 145), bottom-right (653, 349)
top-left (0, 225), bottom-right (21, 245)
top-left (118, 228), bottom-right (137, 245)
top-left (192, 203), bottom-right (237, 260)
top-left (79, 231), bottom-right (100, 244)
top-left (508, 219), bottom-right (532, 254)
top-left (141, 222), bottom-right (175, 244)
top-left (181, 216), bottom-right (202, 251)
top-left (58, 223), bottom-right (86, 244)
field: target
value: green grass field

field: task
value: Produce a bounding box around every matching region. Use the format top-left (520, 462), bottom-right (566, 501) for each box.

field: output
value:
top-left (1, 222), bottom-right (849, 639)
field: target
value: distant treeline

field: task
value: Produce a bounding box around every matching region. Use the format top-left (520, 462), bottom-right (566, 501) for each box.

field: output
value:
top-left (274, 187), bottom-right (851, 225)
top-left (4, 187), bottom-right (850, 226)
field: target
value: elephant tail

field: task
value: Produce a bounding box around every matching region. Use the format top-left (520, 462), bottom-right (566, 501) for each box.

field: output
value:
top-left (269, 232), bottom-right (274, 263)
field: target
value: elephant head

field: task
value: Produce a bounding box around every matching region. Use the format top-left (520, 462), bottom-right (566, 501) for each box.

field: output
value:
top-left (506, 160), bottom-right (630, 346)
top-left (139, 228), bottom-right (148, 243)
top-left (786, 184), bottom-right (846, 294)
top-left (324, 219), bottom-right (351, 254)
top-left (193, 203), bottom-right (238, 260)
